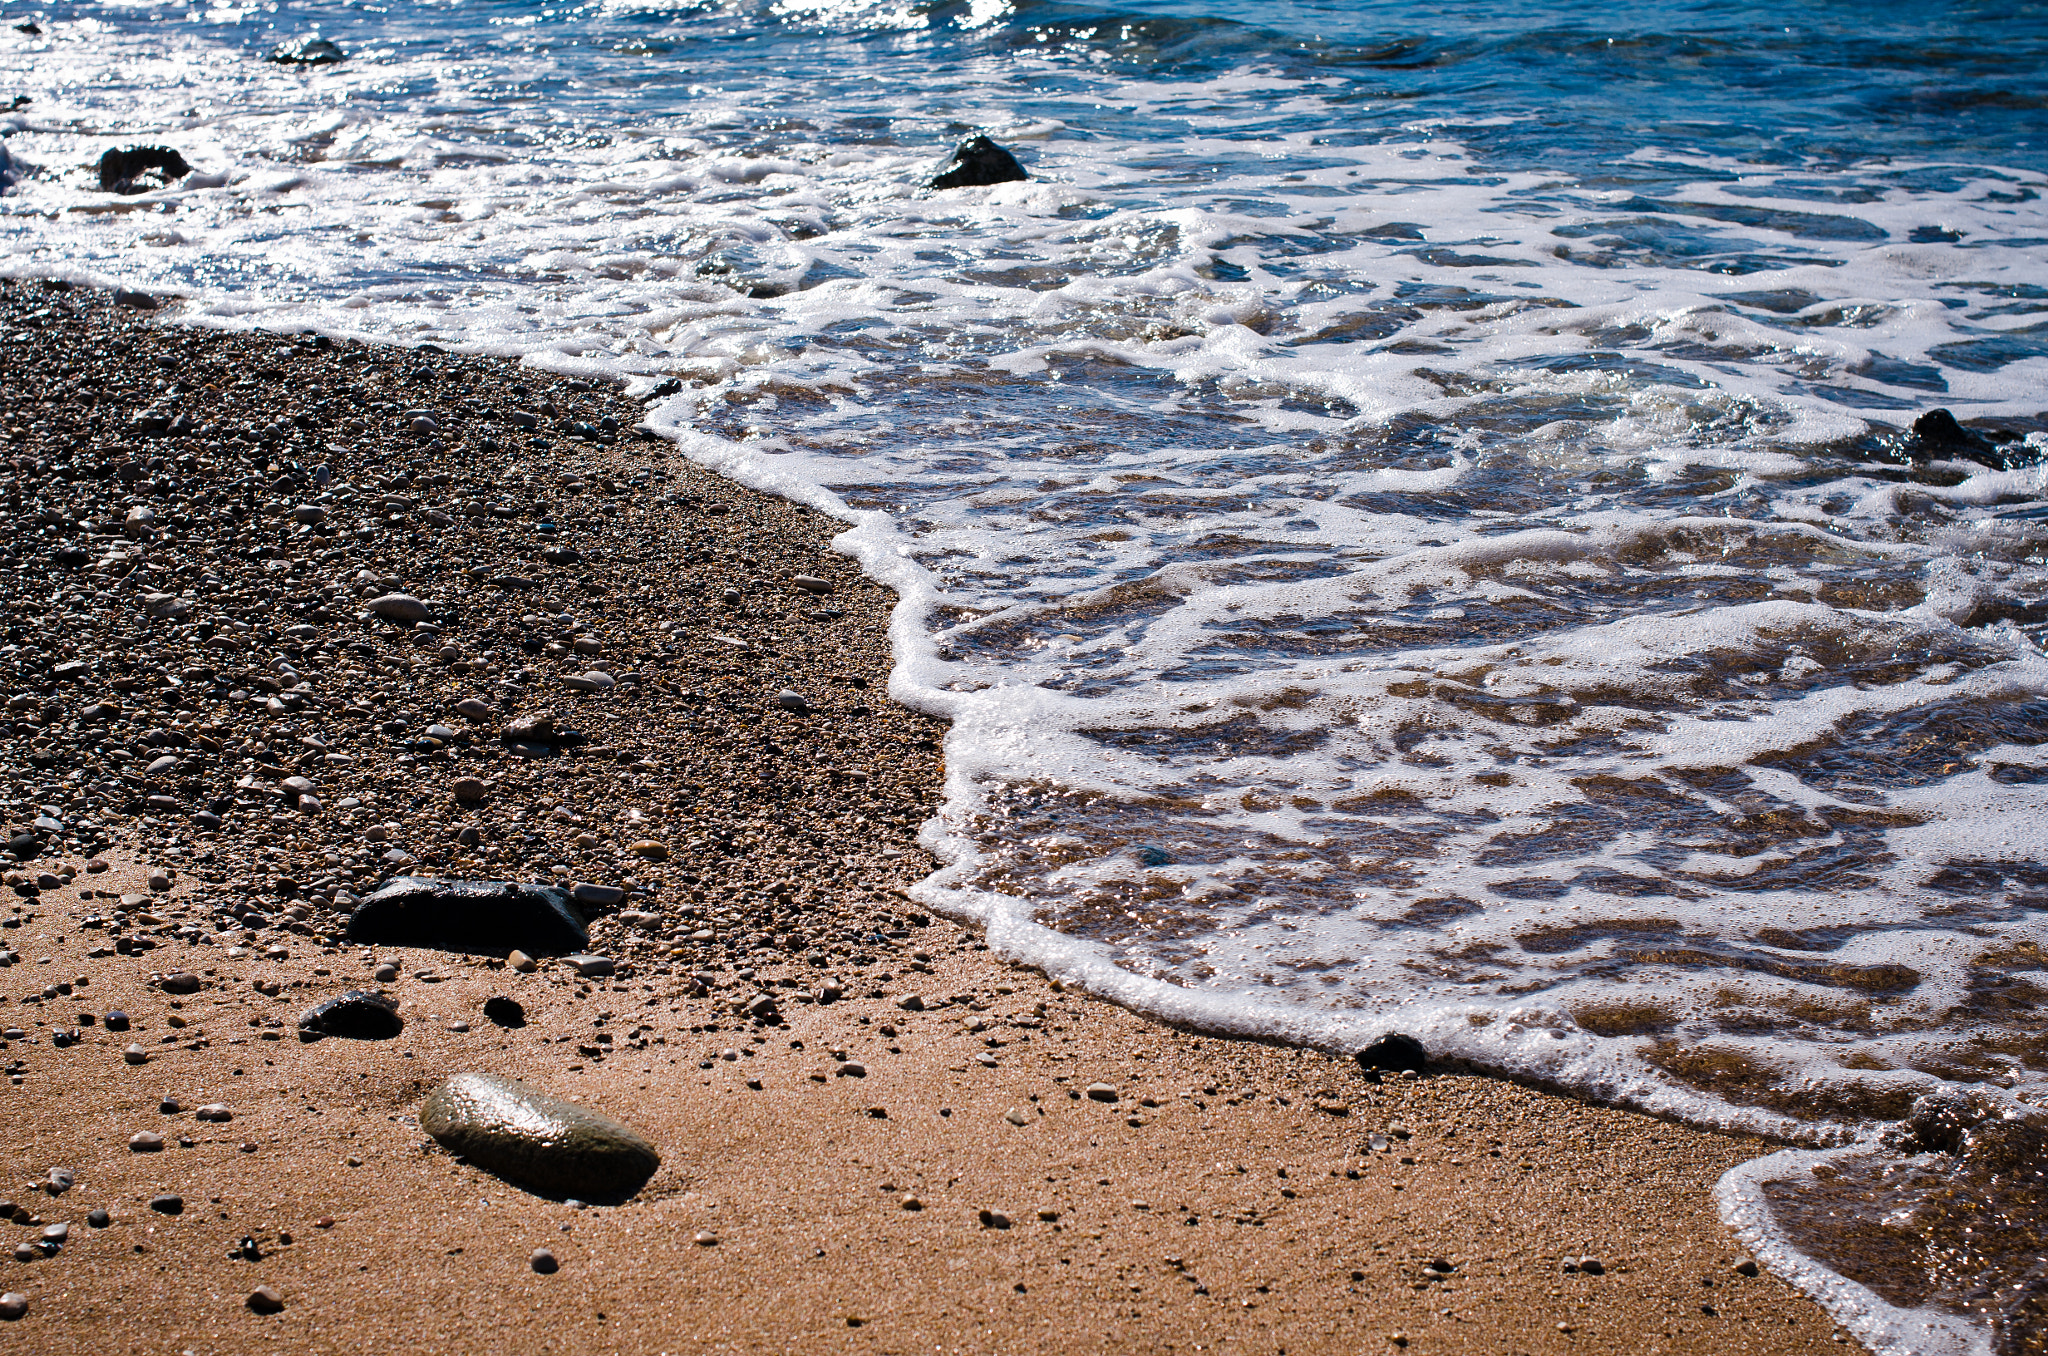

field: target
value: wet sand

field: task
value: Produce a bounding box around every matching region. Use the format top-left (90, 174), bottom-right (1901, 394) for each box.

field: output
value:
top-left (0, 279), bottom-right (1857, 1353)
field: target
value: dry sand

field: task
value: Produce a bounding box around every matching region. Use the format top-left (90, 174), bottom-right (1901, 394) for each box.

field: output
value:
top-left (0, 852), bottom-right (1859, 1355)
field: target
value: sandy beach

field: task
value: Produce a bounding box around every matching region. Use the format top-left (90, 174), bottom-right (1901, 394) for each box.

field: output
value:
top-left (0, 279), bottom-right (1858, 1353)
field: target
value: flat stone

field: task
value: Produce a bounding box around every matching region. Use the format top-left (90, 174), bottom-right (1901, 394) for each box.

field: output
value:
top-left (367, 593), bottom-right (429, 622)
top-left (159, 971), bottom-right (200, 995)
top-left (565, 954), bottom-right (615, 979)
top-left (129, 1131), bottom-right (164, 1152)
top-left (894, 994), bottom-right (925, 1012)
top-left (791, 575), bottom-right (834, 594)
top-left (570, 882), bottom-right (624, 908)
top-left (149, 1193), bottom-right (183, 1214)
top-left (297, 990), bottom-right (403, 1040)
top-left (1086, 1083), bottom-right (1118, 1102)
top-left (774, 689), bottom-right (811, 714)
top-left (419, 1072), bottom-right (660, 1198)
top-left (195, 1104), bottom-right (232, 1122)
top-left (145, 755), bottom-right (180, 777)
top-left (454, 698), bottom-right (493, 720)
top-left (561, 671), bottom-right (615, 692)
top-left (347, 877), bottom-right (588, 955)
top-left (502, 711), bottom-right (556, 743)
top-left (626, 840), bottom-right (668, 862)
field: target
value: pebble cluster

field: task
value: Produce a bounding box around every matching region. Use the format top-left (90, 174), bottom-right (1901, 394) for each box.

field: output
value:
top-left (0, 279), bottom-right (948, 1016)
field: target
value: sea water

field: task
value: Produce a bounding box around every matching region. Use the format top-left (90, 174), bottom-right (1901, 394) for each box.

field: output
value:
top-left (3, 0), bottom-right (2046, 1347)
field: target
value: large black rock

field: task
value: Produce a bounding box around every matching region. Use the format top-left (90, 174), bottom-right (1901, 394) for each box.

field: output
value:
top-left (1907, 408), bottom-right (2033, 471)
top-left (98, 146), bottom-right (190, 195)
top-left (930, 136), bottom-right (1027, 191)
top-left (346, 877), bottom-right (588, 955)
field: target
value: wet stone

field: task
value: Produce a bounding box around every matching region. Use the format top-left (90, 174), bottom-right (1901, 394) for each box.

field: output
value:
top-left (296, 990), bottom-right (403, 1040)
top-left (348, 877), bottom-right (588, 955)
top-left (419, 1072), bottom-right (661, 1198)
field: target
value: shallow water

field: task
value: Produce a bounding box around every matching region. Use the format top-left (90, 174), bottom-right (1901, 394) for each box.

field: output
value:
top-left (4, 0), bottom-right (2047, 1345)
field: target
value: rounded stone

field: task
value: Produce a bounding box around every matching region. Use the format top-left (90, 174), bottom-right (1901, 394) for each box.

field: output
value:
top-left (0, 1292), bottom-right (24, 1320)
top-left (530, 1247), bottom-right (559, 1274)
top-left (122, 1044), bottom-right (149, 1065)
top-left (418, 1072), bottom-right (661, 1198)
top-left (297, 990), bottom-right (402, 1040)
top-left (128, 1131), bottom-right (164, 1153)
top-left (246, 1285), bottom-right (284, 1314)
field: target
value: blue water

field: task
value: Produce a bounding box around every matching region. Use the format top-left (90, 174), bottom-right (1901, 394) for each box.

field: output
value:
top-left (6, 2), bottom-right (2048, 1348)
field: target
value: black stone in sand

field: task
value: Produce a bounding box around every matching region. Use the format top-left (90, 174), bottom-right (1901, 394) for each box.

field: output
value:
top-left (1355, 1033), bottom-right (1428, 1078)
top-left (482, 996), bottom-right (526, 1029)
top-left (930, 136), bottom-right (1026, 190)
top-left (347, 877), bottom-right (589, 955)
top-left (98, 147), bottom-right (190, 195)
top-left (297, 990), bottom-right (403, 1040)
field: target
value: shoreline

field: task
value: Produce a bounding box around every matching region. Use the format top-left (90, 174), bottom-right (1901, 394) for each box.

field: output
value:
top-left (0, 278), bottom-right (1860, 1353)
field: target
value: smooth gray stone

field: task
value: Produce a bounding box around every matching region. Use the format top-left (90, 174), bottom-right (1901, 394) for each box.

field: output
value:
top-left (420, 1073), bottom-right (660, 1197)
top-left (346, 877), bottom-right (588, 955)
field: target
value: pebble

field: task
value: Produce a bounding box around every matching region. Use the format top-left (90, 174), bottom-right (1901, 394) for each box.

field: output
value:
top-left (451, 777), bottom-right (487, 803)
top-left (128, 1131), bottom-right (164, 1153)
top-left (122, 1043), bottom-right (148, 1065)
top-left (900, 1195), bottom-right (923, 1211)
top-left (1004, 1108), bottom-right (1030, 1126)
top-left (0, 1292), bottom-right (24, 1321)
top-left (508, 950), bottom-right (538, 974)
top-left (627, 840), bottom-right (669, 862)
top-left (570, 883), bottom-right (624, 908)
top-left (373, 963), bottom-right (399, 982)
top-left (835, 1061), bottom-right (867, 1079)
top-left (692, 1231), bottom-right (717, 1246)
top-left (455, 698), bottom-right (493, 720)
top-left (977, 1209), bottom-right (1012, 1230)
top-left (773, 689), bottom-right (811, 714)
top-left (894, 994), bottom-right (925, 1012)
top-left (565, 954), bottom-right (616, 978)
top-left (1733, 1257), bottom-right (1760, 1277)
top-left (561, 671), bottom-right (616, 692)
top-left (482, 996), bottom-right (526, 1028)
top-left (1086, 1083), bottom-right (1119, 1102)
top-left (367, 593), bottom-right (430, 622)
top-left (149, 1193), bottom-right (184, 1214)
top-left (160, 971), bottom-right (200, 995)
top-left (9, 1243), bottom-right (30, 1263)
top-left (297, 990), bottom-right (403, 1040)
top-left (419, 1072), bottom-right (661, 1197)
top-left (246, 1285), bottom-right (285, 1314)
top-left (530, 1247), bottom-right (559, 1274)
top-left (159, 1098), bottom-right (183, 1114)
top-left (44, 1168), bottom-right (72, 1195)
top-left (40, 1224), bottom-right (67, 1247)
top-left (86, 1209), bottom-right (110, 1228)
